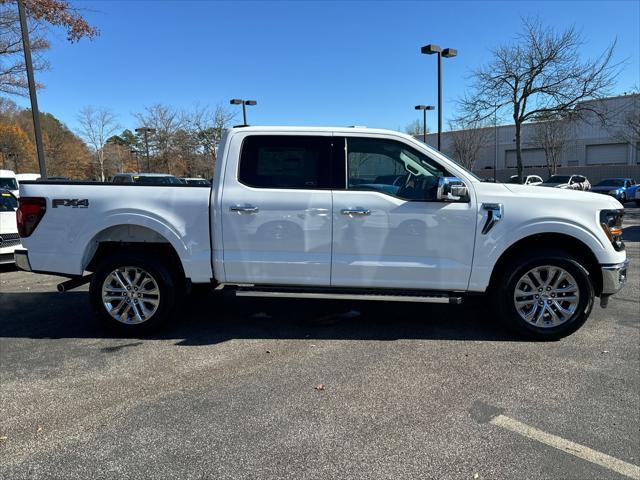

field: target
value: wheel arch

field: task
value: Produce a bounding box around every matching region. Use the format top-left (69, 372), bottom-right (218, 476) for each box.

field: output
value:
top-left (488, 233), bottom-right (603, 296)
top-left (83, 224), bottom-right (186, 281)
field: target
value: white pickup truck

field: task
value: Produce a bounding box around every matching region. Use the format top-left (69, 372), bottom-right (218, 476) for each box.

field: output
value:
top-left (15, 126), bottom-right (628, 339)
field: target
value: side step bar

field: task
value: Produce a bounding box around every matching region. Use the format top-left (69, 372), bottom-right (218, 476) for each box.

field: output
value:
top-left (233, 289), bottom-right (462, 304)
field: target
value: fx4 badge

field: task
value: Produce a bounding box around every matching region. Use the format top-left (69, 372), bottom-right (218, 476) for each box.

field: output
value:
top-left (52, 199), bottom-right (89, 208)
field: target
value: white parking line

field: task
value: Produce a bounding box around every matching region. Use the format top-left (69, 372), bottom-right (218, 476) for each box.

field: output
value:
top-left (490, 414), bottom-right (640, 480)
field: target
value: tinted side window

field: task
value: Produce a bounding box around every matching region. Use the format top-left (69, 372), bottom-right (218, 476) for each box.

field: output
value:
top-left (346, 137), bottom-right (448, 201)
top-left (239, 135), bottom-right (331, 189)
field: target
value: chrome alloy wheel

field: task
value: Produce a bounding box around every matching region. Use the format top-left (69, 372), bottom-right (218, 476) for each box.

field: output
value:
top-left (513, 265), bottom-right (580, 328)
top-left (101, 266), bottom-right (160, 324)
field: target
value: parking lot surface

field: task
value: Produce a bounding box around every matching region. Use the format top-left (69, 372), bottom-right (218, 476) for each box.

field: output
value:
top-left (1, 207), bottom-right (639, 480)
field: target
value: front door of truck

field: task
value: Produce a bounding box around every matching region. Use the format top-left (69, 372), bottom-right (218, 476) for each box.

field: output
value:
top-left (330, 136), bottom-right (476, 291)
top-left (220, 134), bottom-right (333, 286)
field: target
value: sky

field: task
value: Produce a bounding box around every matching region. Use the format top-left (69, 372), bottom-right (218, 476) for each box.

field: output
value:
top-left (13, 0), bottom-right (640, 134)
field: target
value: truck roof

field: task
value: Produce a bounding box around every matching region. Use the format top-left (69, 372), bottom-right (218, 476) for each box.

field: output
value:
top-left (227, 125), bottom-right (411, 136)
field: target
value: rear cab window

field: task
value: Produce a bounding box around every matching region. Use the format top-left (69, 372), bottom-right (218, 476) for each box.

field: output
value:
top-left (238, 135), bottom-right (332, 189)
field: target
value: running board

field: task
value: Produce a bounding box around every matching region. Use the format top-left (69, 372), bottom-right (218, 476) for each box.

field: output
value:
top-left (233, 289), bottom-right (462, 304)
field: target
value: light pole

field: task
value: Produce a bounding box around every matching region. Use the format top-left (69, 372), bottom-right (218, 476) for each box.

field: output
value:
top-left (230, 99), bottom-right (257, 125)
top-left (130, 149), bottom-right (141, 172)
top-left (135, 127), bottom-right (156, 172)
top-left (17, 0), bottom-right (46, 178)
top-left (414, 105), bottom-right (435, 144)
top-left (421, 44), bottom-right (457, 151)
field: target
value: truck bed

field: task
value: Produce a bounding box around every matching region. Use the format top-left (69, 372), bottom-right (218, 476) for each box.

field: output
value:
top-left (18, 181), bottom-right (213, 282)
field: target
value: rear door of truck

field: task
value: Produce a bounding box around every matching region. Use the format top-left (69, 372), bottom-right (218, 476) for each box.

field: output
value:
top-left (219, 131), bottom-right (334, 286)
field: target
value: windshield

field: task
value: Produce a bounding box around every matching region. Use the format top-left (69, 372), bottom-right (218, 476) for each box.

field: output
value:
top-left (133, 175), bottom-right (181, 185)
top-left (508, 176), bottom-right (523, 184)
top-left (0, 178), bottom-right (18, 190)
top-left (422, 146), bottom-right (481, 181)
top-left (0, 191), bottom-right (17, 211)
top-left (546, 175), bottom-right (570, 183)
top-left (595, 179), bottom-right (625, 187)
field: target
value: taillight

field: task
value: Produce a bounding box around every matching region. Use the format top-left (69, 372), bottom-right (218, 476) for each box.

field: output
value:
top-left (17, 197), bottom-right (46, 237)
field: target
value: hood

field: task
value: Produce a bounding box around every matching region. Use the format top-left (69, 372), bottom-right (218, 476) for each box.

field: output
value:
top-left (500, 183), bottom-right (623, 208)
top-left (591, 185), bottom-right (621, 192)
top-left (540, 182), bottom-right (567, 188)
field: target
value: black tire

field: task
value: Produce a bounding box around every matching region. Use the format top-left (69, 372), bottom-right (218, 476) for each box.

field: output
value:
top-left (635, 200), bottom-right (640, 207)
top-left (89, 252), bottom-right (178, 335)
top-left (493, 249), bottom-right (594, 340)
top-left (620, 193), bottom-right (626, 204)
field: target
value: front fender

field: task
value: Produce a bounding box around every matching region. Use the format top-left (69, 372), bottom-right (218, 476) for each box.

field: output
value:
top-left (468, 218), bottom-right (618, 292)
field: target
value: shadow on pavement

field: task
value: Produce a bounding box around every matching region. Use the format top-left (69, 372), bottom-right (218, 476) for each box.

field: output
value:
top-left (0, 290), bottom-right (525, 344)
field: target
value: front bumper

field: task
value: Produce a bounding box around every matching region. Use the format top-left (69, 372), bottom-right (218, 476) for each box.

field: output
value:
top-left (14, 249), bottom-right (31, 272)
top-left (601, 260), bottom-right (629, 295)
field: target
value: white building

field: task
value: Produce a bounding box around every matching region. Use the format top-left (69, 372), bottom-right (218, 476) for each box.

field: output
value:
top-left (420, 94), bottom-right (639, 182)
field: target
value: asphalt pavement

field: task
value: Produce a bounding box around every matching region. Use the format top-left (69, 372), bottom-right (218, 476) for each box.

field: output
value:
top-left (1, 206), bottom-right (639, 480)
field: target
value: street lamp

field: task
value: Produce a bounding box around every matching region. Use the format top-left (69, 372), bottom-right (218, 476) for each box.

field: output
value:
top-left (129, 149), bottom-right (141, 172)
top-left (421, 44), bottom-right (457, 151)
top-left (414, 105), bottom-right (435, 143)
top-left (230, 99), bottom-right (257, 125)
top-left (134, 127), bottom-right (156, 172)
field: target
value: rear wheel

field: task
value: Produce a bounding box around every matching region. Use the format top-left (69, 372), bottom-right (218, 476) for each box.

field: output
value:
top-left (89, 252), bottom-right (178, 335)
top-left (493, 250), bottom-right (594, 340)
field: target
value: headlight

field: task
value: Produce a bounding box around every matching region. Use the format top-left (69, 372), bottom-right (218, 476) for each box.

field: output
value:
top-left (600, 209), bottom-right (624, 251)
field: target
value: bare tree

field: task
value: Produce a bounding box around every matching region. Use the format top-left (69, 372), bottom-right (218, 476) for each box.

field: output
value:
top-left (529, 113), bottom-right (573, 176)
top-left (446, 118), bottom-right (491, 170)
top-left (76, 106), bottom-right (120, 181)
top-left (460, 18), bottom-right (619, 181)
top-left (0, 0), bottom-right (97, 96)
top-left (134, 104), bottom-right (185, 174)
top-left (609, 93), bottom-right (640, 146)
top-left (404, 119), bottom-right (424, 137)
top-left (186, 103), bottom-right (235, 176)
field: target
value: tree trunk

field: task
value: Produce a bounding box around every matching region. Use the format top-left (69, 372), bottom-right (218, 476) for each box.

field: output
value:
top-left (514, 120), bottom-right (523, 182)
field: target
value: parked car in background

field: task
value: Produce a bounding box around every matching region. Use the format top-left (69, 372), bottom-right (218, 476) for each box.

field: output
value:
top-left (112, 173), bottom-right (182, 185)
top-left (590, 178), bottom-right (638, 204)
top-left (0, 170), bottom-right (19, 197)
top-left (540, 174), bottom-right (591, 191)
top-left (508, 175), bottom-right (544, 186)
top-left (16, 173), bottom-right (41, 183)
top-left (0, 189), bottom-right (21, 264)
top-left (181, 177), bottom-right (211, 186)
top-left (39, 176), bottom-right (70, 181)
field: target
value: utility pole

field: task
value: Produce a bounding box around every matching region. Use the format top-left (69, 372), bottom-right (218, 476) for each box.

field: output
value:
top-left (17, 0), bottom-right (47, 178)
top-left (135, 127), bottom-right (155, 172)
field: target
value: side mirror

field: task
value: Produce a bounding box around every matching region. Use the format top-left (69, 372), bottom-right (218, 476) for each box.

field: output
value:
top-left (437, 177), bottom-right (470, 202)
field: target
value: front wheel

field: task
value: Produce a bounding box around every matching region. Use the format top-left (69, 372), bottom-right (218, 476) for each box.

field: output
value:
top-left (493, 250), bottom-right (594, 340)
top-left (89, 252), bottom-right (178, 335)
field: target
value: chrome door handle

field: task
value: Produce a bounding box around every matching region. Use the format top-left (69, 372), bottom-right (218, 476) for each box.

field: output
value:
top-left (341, 208), bottom-right (371, 216)
top-left (230, 204), bottom-right (259, 214)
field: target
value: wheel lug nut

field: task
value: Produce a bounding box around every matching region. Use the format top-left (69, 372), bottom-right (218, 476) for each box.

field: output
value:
top-left (538, 288), bottom-right (543, 292)
top-left (535, 295), bottom-right (539, 299)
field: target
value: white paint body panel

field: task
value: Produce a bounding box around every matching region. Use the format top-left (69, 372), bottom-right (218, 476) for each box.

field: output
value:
top-left (20, 126), bottom-right (626, 294)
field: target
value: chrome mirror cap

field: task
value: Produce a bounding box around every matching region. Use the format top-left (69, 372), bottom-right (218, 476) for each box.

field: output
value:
top-left (437, 177), bottom-right (469, 202)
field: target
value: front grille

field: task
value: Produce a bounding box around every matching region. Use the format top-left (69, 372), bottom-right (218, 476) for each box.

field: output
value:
top-left (0, 233), bottom-right (21, 248)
